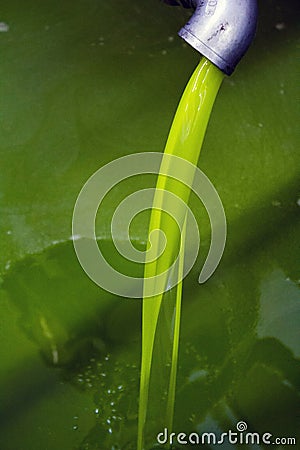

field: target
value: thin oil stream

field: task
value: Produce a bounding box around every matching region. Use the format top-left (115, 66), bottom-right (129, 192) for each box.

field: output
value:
top-left (138, 58), bottom-right (224, 449)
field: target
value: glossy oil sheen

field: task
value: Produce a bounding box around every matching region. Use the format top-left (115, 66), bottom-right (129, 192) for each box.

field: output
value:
top-left (138, 58), bottom-right (224, 449)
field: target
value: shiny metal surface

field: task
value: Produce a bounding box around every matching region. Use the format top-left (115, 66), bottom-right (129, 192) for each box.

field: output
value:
top-left (166, 0), bottom-right (258, 75)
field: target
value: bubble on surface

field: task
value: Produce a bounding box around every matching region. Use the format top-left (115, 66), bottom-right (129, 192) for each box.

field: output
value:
top-left (188, 369), bottom-right (208, 383)
top-left (275, 22), bottom-right (286, 31)
top-left (67, 352), bottom-right (139, 449)
top-left (0, 22), bottom-right (9, 32)
top-left (271, 200), bottom-right (281, 207)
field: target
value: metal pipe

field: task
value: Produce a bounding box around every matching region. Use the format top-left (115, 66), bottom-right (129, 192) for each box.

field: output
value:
top-left (165, 0), bottom-right (258, 75)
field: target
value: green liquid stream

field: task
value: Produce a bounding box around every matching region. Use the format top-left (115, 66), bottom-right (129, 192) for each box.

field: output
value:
top-left (138, 58), bottom-right (224, 449)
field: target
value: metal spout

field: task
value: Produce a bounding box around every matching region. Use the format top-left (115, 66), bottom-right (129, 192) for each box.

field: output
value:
top-left (166, 0), bottom-right (258, 75)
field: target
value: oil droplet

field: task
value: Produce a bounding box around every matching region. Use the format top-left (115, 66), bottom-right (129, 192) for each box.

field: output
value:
top-left (167, 36), bottom-right (174, 42)
top-left (275, 22), bottom-right (286, 31)
top-left (282, 379), bottom-right (294, 390)
top-left (188, 413), bottom-right (196, 423)
top-left (271, 200), bottom-right (281, 207)
top-left (188, 369), bottom-right (208, 382)
top-left (0, 22), bottom-right (9, 32)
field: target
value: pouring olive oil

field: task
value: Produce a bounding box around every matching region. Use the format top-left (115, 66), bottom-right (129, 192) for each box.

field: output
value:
top-left (138, 58), bottom-right (224, 449)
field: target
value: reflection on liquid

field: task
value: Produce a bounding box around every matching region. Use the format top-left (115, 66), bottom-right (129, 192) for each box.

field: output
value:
top-left (2, 241), bottom-right (300, 449)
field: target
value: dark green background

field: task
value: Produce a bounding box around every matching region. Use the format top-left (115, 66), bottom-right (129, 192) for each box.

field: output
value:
top-left (0, 1), bottom-right (299, 449)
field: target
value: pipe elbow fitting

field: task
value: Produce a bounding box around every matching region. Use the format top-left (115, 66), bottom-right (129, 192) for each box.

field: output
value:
top-left (176, 0), bottom-right (258, 75)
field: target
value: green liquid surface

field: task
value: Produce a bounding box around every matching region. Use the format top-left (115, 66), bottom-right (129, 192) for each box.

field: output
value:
top-left (1, 2), bottom-right (300, 447)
